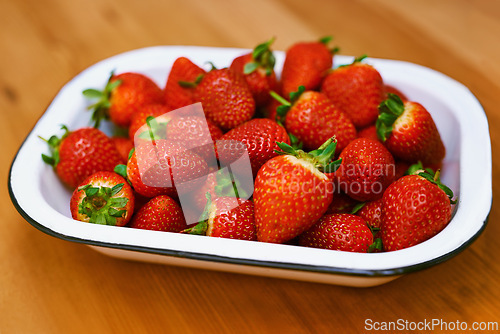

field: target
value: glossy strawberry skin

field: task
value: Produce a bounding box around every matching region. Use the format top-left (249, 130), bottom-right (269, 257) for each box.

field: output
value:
top-left (126, 149), bottom-right (177, 198)
top-left (131, 140), bottom-right (209, 196)
top-left (164, 57), bottom-right (206, 109)
top-left (128, 103), bottom-right (172, 140)
top-left (336, 138), bottom-right (395, 202)
top-left (129, 195), bottom-right (187, 232)
top-left (165, 115), bottom-right (223, 165)
top-left (70, 171), bottom-right (135, 227)
top-left (193, 68), bottom-right (255, 131)
top-left (207, 197), bottom-right (257, 240)
top-left (356, 198), bottom-right (383, 238)
top-left (321, 63), bottom-right (385, 128)
top-left (384, 101), bottom-right (445, 166)
top-left (53, 127), bottom-right (123, 189)
top-left (380, 175), bottom-right (452, 251)
top-left (285, 91), bottom-right (357, 152)
top-left (254, 155), bottom-right (333, 243)
top-left (281, 41), bottom-right (333, 98)
top-left (299, 214), bottom-right (373, 253)
top-left (230, 53), bottom-right (279, 107)
top-left (111, 136), bottom-right (134, 164)
top-left (108, 72), bottom-right (164, 128)
top-left (219, 118), bottom-right (290, 176)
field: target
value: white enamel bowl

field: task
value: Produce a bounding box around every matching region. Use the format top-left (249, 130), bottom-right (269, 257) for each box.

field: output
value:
top-left (8, 46), bottom-right (492, 287)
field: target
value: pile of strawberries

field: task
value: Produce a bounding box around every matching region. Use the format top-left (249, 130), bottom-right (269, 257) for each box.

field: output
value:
top-left (41, 37), bottom-right (456, 253)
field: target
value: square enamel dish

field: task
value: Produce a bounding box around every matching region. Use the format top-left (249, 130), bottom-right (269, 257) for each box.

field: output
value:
top-left (9, 46), bottom-right (492, 287)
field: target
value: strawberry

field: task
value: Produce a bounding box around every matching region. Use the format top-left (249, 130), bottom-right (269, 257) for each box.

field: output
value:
top-left (380, 167), bottom-right (455, 251)
top-left (70, 171), bottom-right (134, 227)
top-left (218, 118), bottom-right (291, 176)
top-left (164, 57), bottom-right (207, 109)
top-left (165, 114), bottom-right (223, 165)
top-left (336, 137), bottom-right (395, 202)
top-left (280, 36), bottom-right (335, 98)
top-left (129, 195), bottom-right (187, 232)
top-left (128, 103), bottom-right (172, 140)
top-left (356, 198), bottom-right (383, 233)
top-left (185, 195), bottom-right (256, 240)
top-left (271, 86), bottom-right (357, 152)
top-left (111, 136), bottom-right (134, 164)
top-left (299, 214), bottom-right (373, 253)
top-left (83, 72), bottom-right (164, 128)
top-left (376, 93), bottom-right (446, 165)
top-left (321, 55), bottom-right (386, 128)
top-left (124, 149), bottom-right (177, 198)
top-left (40, 126), bottom-right (123, 189)
top-left (325, 191), bottom-right (360, 214)
top-left (384, 84), bottom-right (408, 101)
top-left (253, 138), bottom-right (341, 243)
top-left (133, 139), bottom-right (209, 195)
top-left (187, 168), bottom-right (238, 211)
top-left (193, 68), bottom-right (255, 131)
top-left (357, 125), bottom-right (380, 142)
top-left (229, 38), bottom-right (279, 107)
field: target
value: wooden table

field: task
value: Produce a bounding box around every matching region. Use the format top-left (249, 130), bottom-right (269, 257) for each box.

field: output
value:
top-left (2, 0), bottom-right (499, 332)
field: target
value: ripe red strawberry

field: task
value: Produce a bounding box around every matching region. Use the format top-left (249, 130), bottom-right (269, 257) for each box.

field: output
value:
top-left (356, 198), bottom-right (383, 232)
top-left (299, 214), bottom-right (373, 253)
top-left (272, 87), bottom-right (357, 152)
top-left (193, 68), bottom-right (255, 131)
top-left (185, 195), bottom-right (256, 240)
top-left (376, 93), bottom-right (446, 165)
top-left (230, 38), bottom-right (279, 107)
top-left (40, 126), bottom-right (123, 189)
top-left (125, 149), bottom-right (177, 198)
top-left (186, 166), bottom-right (252, 212)
top-left (336, 137), bottom-right (395, 202)
top-left (384, 84), bottom-right (408, 101)
top-left (111, 136), bottom-right (134, 164)
top-left (70, 171), bottom-right (134, 227)
top-left (325, 191), bottom-right (360, 215)
top-left (83, 72), bottom-right (164, 128)
top-left (133, 139), bottom-right (209, 195)
top-left (165, 114), bottom-right (223, 165)
top-left (254, 138), bottom-right (341, 243)
top-left (280, 36), bottom-right (334, 98)
top-left (128, 103), bottom-right (172, 140)
top-left (219, 118), bottom-right (290, 176)
top-left (129, 195), bottom-right (187, 232)
top-left (380, 168), bottom-right (455, 251)
top-left (164, 57), bottom-right (207, 109)
top-left (321, 55), bottom-right (386, 128)
top-left (357, 125), bottom-right (380, 142)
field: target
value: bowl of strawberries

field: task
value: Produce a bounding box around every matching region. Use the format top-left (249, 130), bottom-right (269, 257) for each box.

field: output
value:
top-left (9, 38), bottom-right (492, 287)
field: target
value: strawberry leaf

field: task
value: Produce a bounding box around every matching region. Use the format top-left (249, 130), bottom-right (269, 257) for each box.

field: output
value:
top-left (110, 183), bottom-right (124, 196)
top-left (376, 93), bottom-right (405, 142)
top-left (368, 238), bottom-right (383, 253)
top-left (243, 61), bottom-right (259, 75)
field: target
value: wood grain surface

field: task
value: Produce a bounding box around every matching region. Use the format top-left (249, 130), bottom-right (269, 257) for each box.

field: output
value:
top-left (2, 0), bottom-right (499, 332)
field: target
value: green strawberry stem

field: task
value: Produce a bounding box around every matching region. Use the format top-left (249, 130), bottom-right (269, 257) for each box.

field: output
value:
top-left (407, 162), bottom-right (457, 204)
top-left (270, 85), bottom-right (305, 125)
top-left (183, 193), bottom-right (212, 235)
top-left (39, 125), bottom-right (70, 167)
top-left (318, 35), bottom-right (340, 54)
top-left (275, 137), bottom-right (342, 173)
top-left (368, 238), bottom-right (383, 253)
top-left (82, 71), bottom-right (122, 128)
top-left (178, 74), bottom-right (204, 88)
top-left (78, 183), bottom-right (128, 226)
top-left (244, 37), bottom-right (276, 76)
top-left (376, 93), bottom-right (405, 142)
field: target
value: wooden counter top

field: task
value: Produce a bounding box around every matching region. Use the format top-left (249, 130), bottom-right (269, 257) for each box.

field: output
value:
top-left (2, 0), bottom-right (499, 332)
